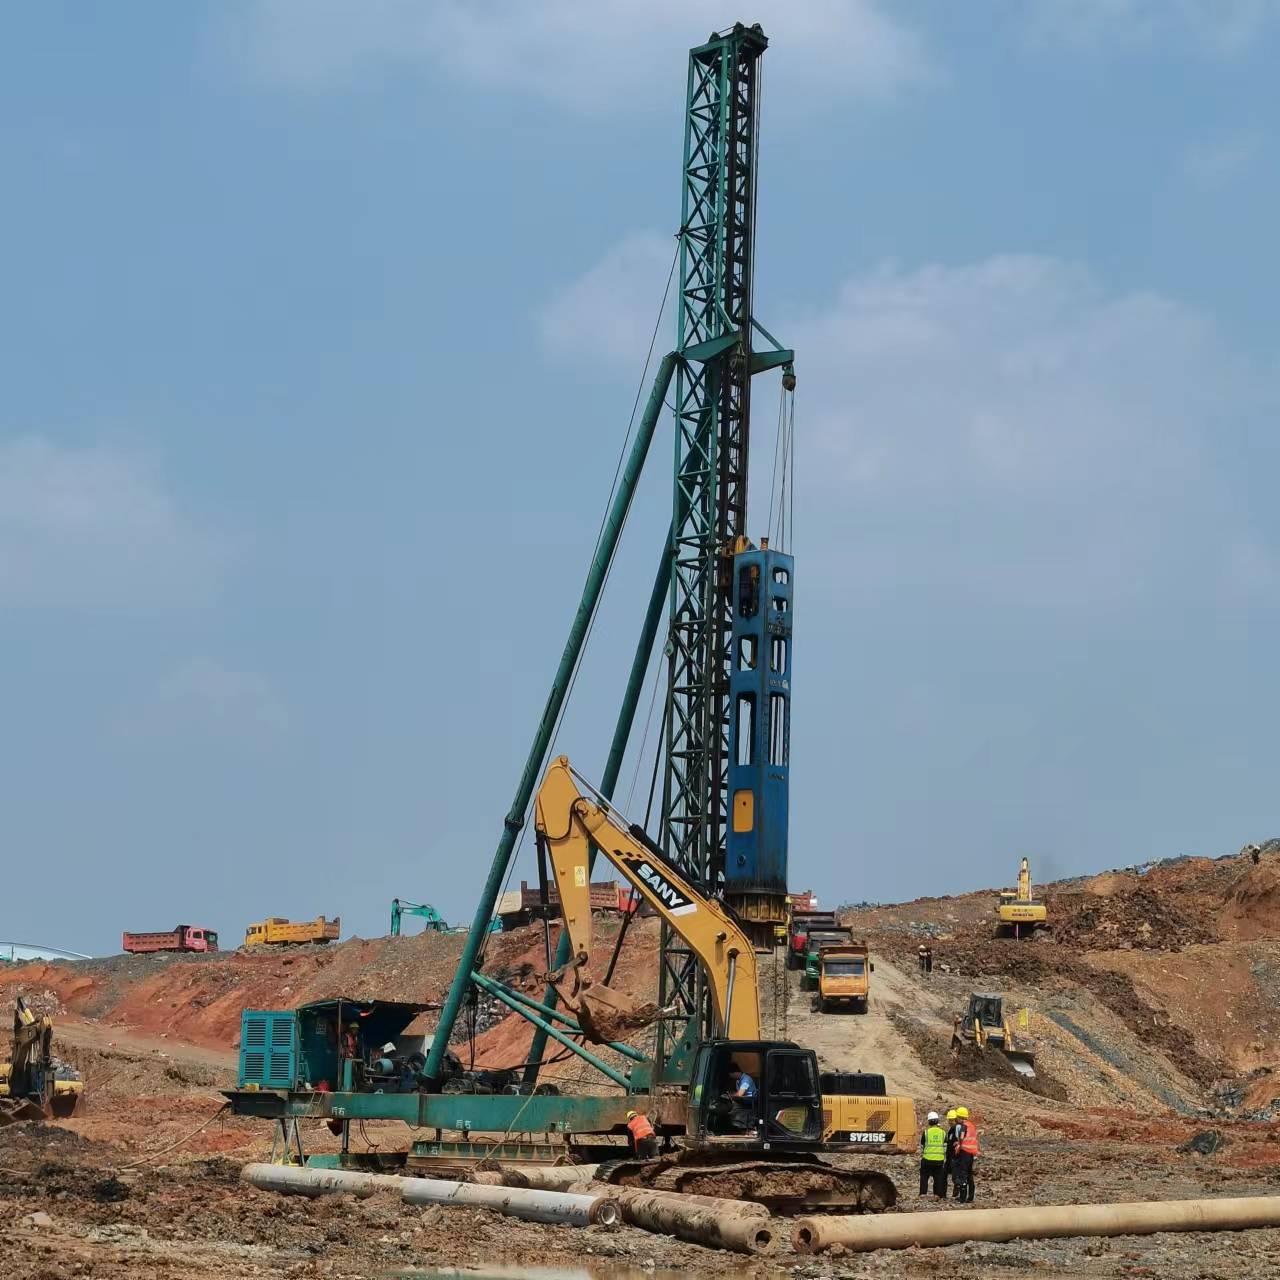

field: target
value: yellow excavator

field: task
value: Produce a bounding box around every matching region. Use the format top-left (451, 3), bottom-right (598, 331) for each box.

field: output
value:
top-left (534, 756), bottom-right (914, 1208)
top-left (996, 856), bottom-right (1048, 938)
top-left (0, 997), bottom-right (83, 1125)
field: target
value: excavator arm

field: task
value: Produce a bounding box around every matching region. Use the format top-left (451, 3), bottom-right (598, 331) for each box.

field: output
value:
top-left (534, 756), bottom-right (760, 1040)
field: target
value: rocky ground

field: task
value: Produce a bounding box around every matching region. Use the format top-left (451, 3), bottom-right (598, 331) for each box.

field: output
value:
top-left (3, 846), bottom-right (1280, 1276)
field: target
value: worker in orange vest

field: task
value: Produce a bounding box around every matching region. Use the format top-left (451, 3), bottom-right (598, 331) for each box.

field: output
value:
top-left (625, 1109), bottom-right (659, 1158)
top-left (952, 1105), bottom-right (979, 1202)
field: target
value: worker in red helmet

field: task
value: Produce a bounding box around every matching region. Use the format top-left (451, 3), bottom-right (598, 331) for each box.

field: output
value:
top-left (625, 1108), bottom-right (659, 1158)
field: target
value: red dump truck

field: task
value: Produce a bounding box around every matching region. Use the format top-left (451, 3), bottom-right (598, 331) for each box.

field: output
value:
top-left (787, 909), bottom-right (838, 970)
top-left (496, 880), bottom-right (641, 930)
top-left (122, 925), bottom-right (219, 954)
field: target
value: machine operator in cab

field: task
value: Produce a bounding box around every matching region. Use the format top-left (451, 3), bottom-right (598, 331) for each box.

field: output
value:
top-left (724, 1062), bottom-right (758, 1132)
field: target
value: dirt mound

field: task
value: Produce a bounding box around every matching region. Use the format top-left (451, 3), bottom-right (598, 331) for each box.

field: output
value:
top-left (1218, 861), bottom-right (1280, 941)
top-left (0, 1119), bottom-right (93, 1162)
top-left (883, 936), bottom-right (1224, 1089)
top-left (1050, 884), bottom-right (1214, 950)
top-left (1091, 941), bottom-right (1280, 1077)
top-left (889, 1011), bottom-right (1068, 1101)
top-left (0, 931), bottom-right (474, 1049)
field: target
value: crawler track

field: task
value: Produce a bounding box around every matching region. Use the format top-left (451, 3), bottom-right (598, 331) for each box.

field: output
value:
top-left (596, 1151), bottom-right (897, 1215)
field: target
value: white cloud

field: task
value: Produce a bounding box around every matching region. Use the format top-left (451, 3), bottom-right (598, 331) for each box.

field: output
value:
top-left (224, 0), bottom-right (931, 106)
top-left (1182, 132), bottom-right (1262, 187)
top-left (538, 231), bottom-right (674, 362)
top-left (1025, 0), bottom-right (1275, 54)
top-left (156, 658), bottom-right (289, 733)
top-left (544, 241), bottom-right (1273, 606)
top-left (0, 436), bottom-right (227, 608)
top-left (789, 254), bottom-right (1268, 605)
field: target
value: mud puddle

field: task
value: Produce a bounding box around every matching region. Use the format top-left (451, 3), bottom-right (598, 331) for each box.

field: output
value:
top-left (389, 1268), bottom-right (687, 1280)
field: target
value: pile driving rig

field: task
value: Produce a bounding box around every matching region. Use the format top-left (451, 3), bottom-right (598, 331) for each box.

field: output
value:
top-left (226, 23), bottom-right (910, 1209)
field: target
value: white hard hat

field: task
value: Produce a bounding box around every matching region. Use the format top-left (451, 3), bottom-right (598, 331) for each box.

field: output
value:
top-left (381, 1042), bottom-right (397, 1054)
top-left (926, 1110), bottom-right (940, 1122)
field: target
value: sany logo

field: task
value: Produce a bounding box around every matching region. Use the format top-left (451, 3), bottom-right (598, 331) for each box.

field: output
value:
top-left (634, 860), bottom-right (697, 917)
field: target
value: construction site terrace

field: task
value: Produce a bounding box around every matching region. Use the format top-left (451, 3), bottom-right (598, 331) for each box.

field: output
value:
top-left (6, 9), bottom-right (1280, 1280)
top-left (4, 842), bottom-right (1280, 1277)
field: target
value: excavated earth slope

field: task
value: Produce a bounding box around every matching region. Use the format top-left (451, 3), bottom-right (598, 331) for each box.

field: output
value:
top-left (4, 848), bottom-right (1280, 1276)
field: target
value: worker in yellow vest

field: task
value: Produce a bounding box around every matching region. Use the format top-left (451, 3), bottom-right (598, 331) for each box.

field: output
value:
top-left (918, 1110), bottom-right (947, 1198)
top-left (625, 1109), bottom-right (659, 1158)
top-left (952, 1105), bottom-right (979, 1202)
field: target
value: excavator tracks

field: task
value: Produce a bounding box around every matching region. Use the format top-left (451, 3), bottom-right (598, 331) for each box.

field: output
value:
top-left (595, 1152), bottom-right (897, 1215)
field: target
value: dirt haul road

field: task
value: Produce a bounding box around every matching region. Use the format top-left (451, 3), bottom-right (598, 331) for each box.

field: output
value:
top-left (784, 952), bottom-right (941, 1098)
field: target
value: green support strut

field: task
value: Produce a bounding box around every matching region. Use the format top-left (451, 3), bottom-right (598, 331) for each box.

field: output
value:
top-left (522, 532), bottom-right (672, 1084)
top-left (424, 352), bottom-right (679, 1087)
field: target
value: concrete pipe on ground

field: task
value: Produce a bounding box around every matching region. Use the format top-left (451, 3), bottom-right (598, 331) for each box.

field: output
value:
top-left (600, 1186), bottom-right (776, 1254)
top-left (241, 1164), bottom-right (392, 1199)
top-left (240, 1163), bottom-right (619, 1228)
top-left (401, 1177), bottom-right (619, 1226)
top-left (792, 1195), bottom-right (1280, 1255)
top-left (499, 1164), bottom-right (601, 1192)
top-left (586, 1183), bottom-right (770, 1220)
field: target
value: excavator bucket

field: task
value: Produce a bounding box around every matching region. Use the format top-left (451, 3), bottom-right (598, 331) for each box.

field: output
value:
top-left (546, 956), bottom-right (660, 1044)
top-left (0, 1097), bottom-right (49, 1127)
top-left (49, 1083), bottom-right (83, 1117)
top-left (575, 985), bottom-right (659, 1045)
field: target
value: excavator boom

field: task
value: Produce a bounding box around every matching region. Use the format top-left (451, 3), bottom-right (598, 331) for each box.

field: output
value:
top-left (534, 756), bottom-right (760, 1040)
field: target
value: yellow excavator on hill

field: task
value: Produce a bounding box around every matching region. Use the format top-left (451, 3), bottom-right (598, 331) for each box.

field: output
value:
top-left (0, 997), bottom-right (83, 1125)
top-left (996, 856), bottom-right (1048, 938)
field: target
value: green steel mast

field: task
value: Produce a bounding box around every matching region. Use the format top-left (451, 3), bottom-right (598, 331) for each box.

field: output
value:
top-left (426, 22), bottom-right (792, 1091)
top-left (656, 23), bottom-right (793, 1081)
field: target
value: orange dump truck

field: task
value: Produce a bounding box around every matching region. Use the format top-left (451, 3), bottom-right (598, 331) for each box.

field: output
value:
top-left (818, 940), bottom-right (873, 1013)
top-left (243, 917), bottom-right (340, 948)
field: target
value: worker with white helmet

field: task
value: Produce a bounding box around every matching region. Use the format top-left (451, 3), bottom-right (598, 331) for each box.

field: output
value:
top-left (918, 1110), bottom-right (947, 1198)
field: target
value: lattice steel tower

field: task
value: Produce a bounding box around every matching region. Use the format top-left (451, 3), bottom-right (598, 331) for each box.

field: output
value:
top-left (657, 23), bottom-right (795, 1080)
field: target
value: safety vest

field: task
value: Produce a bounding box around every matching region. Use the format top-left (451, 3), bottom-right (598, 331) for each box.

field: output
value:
top-left (921, 1124), bottom-right (947, 1162)
top-left (627, 1113), bottom-right (655, 1142)
top-left (958, 1121), bottom-right (979, 1156)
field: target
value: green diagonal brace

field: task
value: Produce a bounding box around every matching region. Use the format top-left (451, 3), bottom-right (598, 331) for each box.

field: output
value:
top-left (522, 533), bottom-right (672, 1084)
top-left (471, 971), bottom-right (648, 1063)
top-left (474, 974), bottom-right (633, 1090)
top-left (424, 352), bottom-right (678, 1086)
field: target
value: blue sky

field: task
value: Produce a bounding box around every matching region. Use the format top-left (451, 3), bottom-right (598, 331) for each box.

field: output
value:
top-left (2, 2), bottom-right (1278, 954)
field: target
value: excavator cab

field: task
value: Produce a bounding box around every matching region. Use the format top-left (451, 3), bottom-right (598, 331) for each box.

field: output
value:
top-left (688, 1039), bottom-right (824, 1147)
